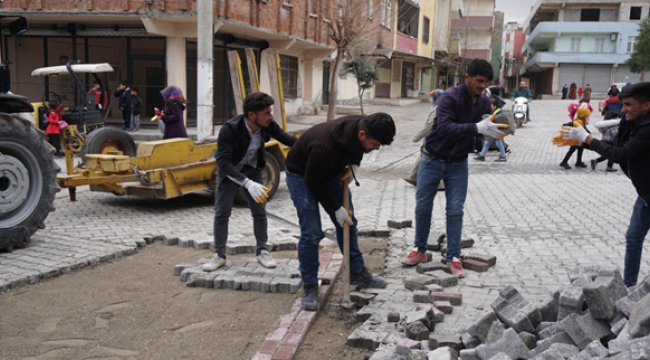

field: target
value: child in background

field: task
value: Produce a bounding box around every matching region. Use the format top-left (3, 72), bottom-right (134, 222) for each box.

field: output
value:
top-left (474, 97), bottom-right (508, 162)
top-left (591, 111), bottom-right (621, 172)
top-left (46, 102), bottom-right (65, 158)
top-left (129, 87), bottom-right (143, 132)
top-left (559, 107), bottom-right (591, 170)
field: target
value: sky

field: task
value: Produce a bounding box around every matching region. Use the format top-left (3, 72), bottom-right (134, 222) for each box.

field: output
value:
top-left (495, 0), bottom-right (539, 24)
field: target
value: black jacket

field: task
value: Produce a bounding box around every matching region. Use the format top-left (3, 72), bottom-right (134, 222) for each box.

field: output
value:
top-left (114, 88), bottom-right (132, 110)
top-left (131, 95), bottom-right (143, 116)
top-left (216, 114), bottom-right (296, 184)
top-left (590, 111), bottom-right (650, 205)
top-left (285, 116), bottom-right (365, 211)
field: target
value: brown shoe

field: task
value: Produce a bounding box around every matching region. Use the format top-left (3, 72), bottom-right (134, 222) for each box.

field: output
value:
top-left (403, 178), bottom-right (417, 186)
top-left (448, 258), bottom-right (467, 278)
top-left (401, 249), bottom-right (428, 266)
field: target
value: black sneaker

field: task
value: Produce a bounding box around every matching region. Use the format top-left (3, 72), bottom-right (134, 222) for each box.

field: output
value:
top-left (606, 167), bottom-right (618, 172)
top-left (590, 159), bottom-right (597, 171)
top-left (560, 163), bottom-right (571, 170)
top-left (575, 162), bottom-right (588, 168)
top-left (301, 284), bottom-right (319, 311)
top-left (474, 155), bottom-right (486, 161)
top-left (495, 157), bottom-right (507, 162)
top-left (350, 267), bottom-right (387, 288)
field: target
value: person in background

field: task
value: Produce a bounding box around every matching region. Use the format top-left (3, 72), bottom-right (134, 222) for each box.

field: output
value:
top-left (128, 87), bottom-right (143, 133)
top-left (569, 82), bottom-right (577, 100)
top-left (88, 81), bottom-right (108, 110)
top-left (578, 86), bottom-right (583, 98)
top-left (46, 102), bottom-right (65, 158)
top-left (580, 84), bottom-right (592, 104)
top-left (113, 81), bottom-right (132, 131)
top-left (511, 81), bottom-right (533, 122)
top-left (602, 88), bottom-right (623, 118)
top-left (562, 84), bottom-right (568, 100)
top-left (404, 106), bottom-right (436, 186)
top-left (607, 84), bottom-right (618, 97)
top-left (559, 107), bottom-right (591, 170)
top-left (591, 111), bottom-right (620, 172)
top-left (155, 85), bottom-right (188, 140)
top-left (562, 82), bottom-right (650, 287)
top-left (474, 97), bottom-right (508, 162)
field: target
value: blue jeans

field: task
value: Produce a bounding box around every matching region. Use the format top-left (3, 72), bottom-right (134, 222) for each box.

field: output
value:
top-left (285, 171), bottom-right (365, 285)
top-left (480, 138), bottom-right (506, 158)
top-left (414, 156), bottom-right (469, 262)
top-left (624, 197), bottom-right (650, 286)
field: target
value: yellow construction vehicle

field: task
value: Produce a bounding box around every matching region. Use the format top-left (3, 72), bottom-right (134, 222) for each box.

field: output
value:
top-left (56, 48), bottom-right (292, 204)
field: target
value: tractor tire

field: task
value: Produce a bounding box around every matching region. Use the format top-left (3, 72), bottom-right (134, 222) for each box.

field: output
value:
top-left (0, 113), bottom-right (60, 251)
top-left (82, 127), bottom-right (137, 161)
top-left (234, 152), bottom-right (281, 206)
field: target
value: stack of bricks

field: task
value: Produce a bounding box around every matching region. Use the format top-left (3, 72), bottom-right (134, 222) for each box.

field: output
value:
top-left (455, 265), bottom-right (650, 360)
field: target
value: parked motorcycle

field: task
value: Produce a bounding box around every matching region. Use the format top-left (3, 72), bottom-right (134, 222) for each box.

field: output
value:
top-left (512, 97), bottom-right (529, 128)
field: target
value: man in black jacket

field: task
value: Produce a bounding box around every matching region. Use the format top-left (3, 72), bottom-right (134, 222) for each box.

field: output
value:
top-left (113, 81), bottom-right (132, 130)
top-left (203, 92), bottom-right (296, 272)
top-left (285, 113), bottom-right (396, 311)
top-left (563, 82), bottom-right (650, 286)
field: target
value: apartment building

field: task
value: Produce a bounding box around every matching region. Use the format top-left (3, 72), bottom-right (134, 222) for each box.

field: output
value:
top-left (521, 0), bottom-right (646, 96)
top-left (501, 21), bottom-right (526, 92)
top-left (0, 0), bottom-right (392, 123)
top-left (450, 0), bottom-right (495, 61)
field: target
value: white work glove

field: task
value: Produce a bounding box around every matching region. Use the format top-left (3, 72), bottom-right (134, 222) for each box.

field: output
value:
top-left (244, 180), bottom-right (269, 204)
top-left (340, 164), bottom-right (359, 185)
top-left (476, 117), bottom-right (506, 139)
top-left (334, 206), bottom-right (353, 227)
top-left (561, 125), bottom-right (590, 143)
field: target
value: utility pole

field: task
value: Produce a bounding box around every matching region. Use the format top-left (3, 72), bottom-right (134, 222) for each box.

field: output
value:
top-left (196, 0), bottom-right (214, 141)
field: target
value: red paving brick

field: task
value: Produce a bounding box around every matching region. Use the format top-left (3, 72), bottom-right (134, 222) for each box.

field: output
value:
top-left (282, 331), bottom-right (306, 347)
top-left (288, 320), bottom-right (309, 334)
top-left (252, 353), bottom-right (273, 360)
top-left (462, 258), bottom-right (490, 272)
top-left (266, 326), bottom-right (289, 341)
top-left (258, 340), bottom-right (280, 354)
top-left (272, 345), bottom-right (298, 360)
top-left (430, 292), bottom-right (463, 306)
top-left (295, 309), bottom-right (317, 324)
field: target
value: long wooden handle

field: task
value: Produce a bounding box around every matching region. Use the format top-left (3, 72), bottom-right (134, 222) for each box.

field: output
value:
top-left (343, 179), bottom-right (350, 303)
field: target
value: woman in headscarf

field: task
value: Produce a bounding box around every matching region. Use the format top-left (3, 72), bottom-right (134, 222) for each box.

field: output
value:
top-left (156, 85), bottom-right (188, 140)
top-left (569, 82), bottom-right (577, 99)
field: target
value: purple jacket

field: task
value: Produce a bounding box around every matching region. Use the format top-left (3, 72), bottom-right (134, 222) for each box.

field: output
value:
top-left (161, 99), bottom-right (188, 139)
top-left (424, 83), bottom-right (491, 161)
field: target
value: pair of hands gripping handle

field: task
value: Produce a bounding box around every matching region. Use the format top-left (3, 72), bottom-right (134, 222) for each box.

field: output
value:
top-left (244, 180), bottom-right (269, 204)
top-left (336, 164), bottom-right (358, 227)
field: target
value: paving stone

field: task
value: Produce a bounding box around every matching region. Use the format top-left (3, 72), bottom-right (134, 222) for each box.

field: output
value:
top-left (463, 254), bottom-right (497, 267)
top-left (269, 277), bottom-right (301, 294)
top-left (560, 311), bottom-right (612, 350)
top-left (186, 273), bottom-right (217, 288)
top-left (420, 340), bottom-right (430, 351)
top-left (608, 323), bottom-right (631, 356)
top-left (485, 321), bottom-right (507, 345)
top-left (467, 312), bottom-right (499, 343)
top-left (162, 235), bottom-right (179, 246)
top-left (429, 271), bottom-right (459, 288)
top-left (582, 272), bottom-right (628, 321)
top-left (173, 262), bottom-right (196, 276)
top-left (628, 292), bottom-right (650, 338)
top-left (351, 291), bottom-right (376, 307)
top-left (532, 343), bottom-right (580, 360)
top-left (431, 292), bottom-right (462, 306)
top-left (405, 275), bottom-right (441, 291)
top-left (461, 332), bottom-right (481, 350)
top-left (428, 346), bottom-right (459, 360)
top-left (462, 259), bottom-right (489, 273)
top-left (610, 313), bottom-right (628, 336)
top-left (630, 335), bottom-right (650, 359)
top-left (368, 344), bottom-right (397, 360)
top-left (539, 292), bottom-right (560, 323)
top-left (414, 290), bottom-right (432, 303)
top-left (346, 328), bottom-right (389, 350)
top-left (417, 262), bottom-right (450, 274)
top-left (425, 284), bottom-right (444, 292)
top-left (406, 321), bottom-right (430, 341)
top-left (460, 238), bottom-right (475, 248)
top-left (459, 349), bottom-right (481, 360)
top-left (430, 333), bottom-right (462, 352)
top-left (616, 277), bottom-right (650, 317)
top-left (518, 332), bottom-right (537, 350)
top-left (396, 337), bottom-right (421, 355)
top-left (388, 219), bottom-right (412, 229)
top-left (387, 312), bottom-right (401, 322)
top-left (433, 301), bottom-right (453, 314)
top-left (530, 331), bottom-right (577, 358)
top-left (538, 323), bottom-right (565, 340)
top-left (410, 349), bottom-right (429, 360)
top-left (558, 286), bottom-right (585, 322)
top-left (406, 308), bottom-right (435, 331)
top-left (428, 243), bottom-right (441, 251)
top-left (475, 328), bottom-right (529, 360)
top-left (372, 229), bottom-right (392, 237)
top-left (491, 296), bottom-right (535, 333)
top-left (567, 340), bottom-right (609, 360)
top-left (415, 304), bottom-right (445, 323)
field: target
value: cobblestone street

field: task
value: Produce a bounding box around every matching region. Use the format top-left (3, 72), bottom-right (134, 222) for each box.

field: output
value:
top-left (0, 99), bottom-right (642, 356)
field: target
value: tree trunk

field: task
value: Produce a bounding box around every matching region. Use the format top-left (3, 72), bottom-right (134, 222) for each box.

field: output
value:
top-left (359, 88), bottom-right (364, 115)
top-left (327, 50), bottom-right (344, 121)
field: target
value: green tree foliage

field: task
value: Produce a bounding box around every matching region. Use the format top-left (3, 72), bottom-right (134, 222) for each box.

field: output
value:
top-left (626, 16), bottom-right (650, 74)
top-left (342, 55), bottom-right (379, 115)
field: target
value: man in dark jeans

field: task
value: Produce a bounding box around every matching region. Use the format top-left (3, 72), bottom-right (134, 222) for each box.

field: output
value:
top-left (203, 92), bottom-right (296, 272)
top-left (284, 113), bottom-right (396, 311)
top-left (563, 82), bottom-right (650, 287)
top-left (113, 81), bottom-right (132, 130)
top-left (400, 59), bottom-right (506, 277)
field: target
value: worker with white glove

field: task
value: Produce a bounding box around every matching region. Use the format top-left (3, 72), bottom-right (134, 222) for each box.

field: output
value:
top-left (285, 113), bottom-right (396, 311)
top-left (476, 116), bottom-right (506, 139)
top-left (561, 124), bottom-right (590, 143)
top-left (205, 92), bottom-right (297, 272)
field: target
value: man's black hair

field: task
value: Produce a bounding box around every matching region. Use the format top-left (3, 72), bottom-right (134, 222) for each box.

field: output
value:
top-left (466, 59), bottom-right (493, 81)
top-left (620, 82), bottom-right (650, 104)
top-left (130, 87), bottom-right (138, 94)
top-left (490, 96), bottom-right (504, 109)
top-left (359, 112), bottom-right (396, 145)
top-left (604, 111), bottom-right (620, 120)
top-left (243, 92), bottom-right (275, 118)
top-left (610, 88), bottom-right (620, 96)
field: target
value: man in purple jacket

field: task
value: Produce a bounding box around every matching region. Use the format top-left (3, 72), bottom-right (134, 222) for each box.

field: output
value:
top-left (400, 59), bottom-right (505, 277)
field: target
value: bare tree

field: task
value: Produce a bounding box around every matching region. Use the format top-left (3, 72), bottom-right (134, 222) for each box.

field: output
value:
top-left (323, 0), bottom-right (372, 121)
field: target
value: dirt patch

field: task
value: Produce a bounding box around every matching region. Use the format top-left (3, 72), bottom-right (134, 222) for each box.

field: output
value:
top-left (0, 237), bottom-right (387, 360)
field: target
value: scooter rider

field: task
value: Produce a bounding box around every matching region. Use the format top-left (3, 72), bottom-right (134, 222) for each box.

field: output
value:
top-left (511, 81), bottom-right (533, 122)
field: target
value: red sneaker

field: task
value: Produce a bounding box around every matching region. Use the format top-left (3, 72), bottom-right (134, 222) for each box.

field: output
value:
top-left (401, 249), bottom-right (428, 266)
top-left (448, 258), bottom-right (467, 278)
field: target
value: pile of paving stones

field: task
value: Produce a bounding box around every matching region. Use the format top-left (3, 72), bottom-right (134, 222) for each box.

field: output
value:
top-left (455, 264), bottom-right (650, 360)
